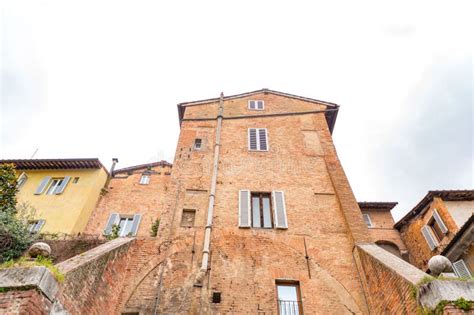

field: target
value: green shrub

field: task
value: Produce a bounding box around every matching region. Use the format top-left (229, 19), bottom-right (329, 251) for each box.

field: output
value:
top-left (150, 218), bottom-right (160, 237)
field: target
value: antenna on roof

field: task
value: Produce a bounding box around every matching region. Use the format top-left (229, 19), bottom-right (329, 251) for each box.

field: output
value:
top-left (30, 148), bottom-right (39, 159)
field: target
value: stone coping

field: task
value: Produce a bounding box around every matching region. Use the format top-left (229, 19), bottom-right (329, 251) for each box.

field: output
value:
top-left (0, 266), bottom-right (59, 301)
top-left (419, 279), bottom-right (474, 309)
top-left (56, 237), bottom-right (134, 273)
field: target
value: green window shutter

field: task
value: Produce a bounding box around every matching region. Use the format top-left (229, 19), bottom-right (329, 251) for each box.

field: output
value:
top-left (35, 176), bottom-right (52, 195)
top-left (104, 213), bottom-right (119, 235)
top-left (55, 176), bottom-right (71, 194)
top-left (130, 214), bottom-right (142, 236)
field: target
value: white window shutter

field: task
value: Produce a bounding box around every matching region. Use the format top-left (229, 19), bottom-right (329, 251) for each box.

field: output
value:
top-left (248, 129), bottom-right (258, 150)
top-left (239, 190), bottom-right (251, 227)
top-left (129, 214), bottom-right (142, 236)
top-left (55, 176), bottom-right (71, 194)
top-left (452, 260), bottom-right (472, 278)
top-left (272, 191), bottom-right (288, 229)
top-left (362, 214), bottom-right (373, 227)
top-left (258, 129), bottom-right (268, 151)
top-left (104, 213), bottom-right (119, 235)
top-left (432, 209), bottom-right (448, 234)
top-left (35, 220), bottom-right (46, 233)
top-left (35, 176), bottom-right (52, 195)
top-left (421, 225), bottom-right (438, 251)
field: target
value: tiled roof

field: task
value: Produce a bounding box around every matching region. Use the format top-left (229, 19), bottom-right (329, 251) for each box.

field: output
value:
top-left (177, 88), bottom-right (339, 134)
top-left (394, 190), bottom-right (474, 229)
top-left (358, 202), bottom-right (398, 211)
top-left (113, 160), bottom-right (172, 175)
top-left (1, 158), bottom-right (105, 170)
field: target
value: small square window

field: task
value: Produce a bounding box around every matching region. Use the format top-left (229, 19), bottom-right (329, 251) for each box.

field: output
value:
top-left (194, 138), bottom-right (202, 150)
top-left (73, 177), bottom-right (80, 184)
top-left (140, 175), bottom-right (150, 185)
top-left (28, 220), bottom-right (45, 234)
top-left (248, 100), bottom-right (264, 110)
top-left (181, 209), bottom-right (196, 227)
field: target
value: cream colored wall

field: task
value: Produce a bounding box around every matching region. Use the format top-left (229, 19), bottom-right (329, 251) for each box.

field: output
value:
top-left (16, 168), bottom-right (108, 234)
top-left (444, 200), bottom-right (474, 228)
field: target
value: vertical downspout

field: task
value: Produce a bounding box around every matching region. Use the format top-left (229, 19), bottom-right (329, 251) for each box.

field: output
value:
top-left (195, 92), bottom-right (224, 285)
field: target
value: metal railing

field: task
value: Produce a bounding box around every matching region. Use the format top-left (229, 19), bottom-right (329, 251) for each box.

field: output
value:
top-left (278, 300), bottom-right (303, 315)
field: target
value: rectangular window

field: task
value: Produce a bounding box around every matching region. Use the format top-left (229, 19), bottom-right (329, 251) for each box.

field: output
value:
top-left (248, 128), bottom-right (268, 151)
top-left (28, 220), bottom-right (45, 234)
top-left (193, 138), bottom-right (202, 150)
top-left (17, 173), bottom-right (28, 189)
top-left (362, 214), bottom-right (373, 227)
top-left (239, 190), bottom-right (287, 229)
top-left (140, 175), bottom-right (150, 185)
top-left (46, 178), bottom-right (64, 195)
top-left (276, 281), bottom-right (303, 315)
top-left (428, 217), bottom-right (444, 242)
top-left (180, 209), bottom-right (196, 227)
top-left (251, 193), bottom-right (273, 228)
top-left (73, 177), bottom-right (80, 184)
top-left (104, 213), bottom-right (142, 237)
top-left (421, 225), bottom-right (439, 251)
top-left (118, 216), bottom-right (134, 237)
top-left (248, 100), bottom-right (264, 110)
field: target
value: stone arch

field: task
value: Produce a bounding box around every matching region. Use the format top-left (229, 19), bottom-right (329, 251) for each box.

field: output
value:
top-left (375, 240), bottom-right (402, 258)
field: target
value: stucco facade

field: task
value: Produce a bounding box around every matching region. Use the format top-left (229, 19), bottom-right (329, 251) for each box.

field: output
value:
top-left (5, 159), bottom-right (109, 235)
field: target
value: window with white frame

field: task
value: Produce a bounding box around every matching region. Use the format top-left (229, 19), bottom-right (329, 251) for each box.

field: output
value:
top-left (28, 220), bottom-right (45, 234)
top-left (140, 175), bottom-right (150, 185)
top-left (239, 190), bottom-right (287, 229)
top-left (248, 100), bottom-right (264, 110)
top-left (46, 178), bottom-right (65, 195)
top-left (17, 173), bottom-right (28, 189)
top-left (248, 128), bottom-right (268, 151)
top-left (104, 213), bottom-right (142, 237)
top-left (362, 213), bottom-right (373, 227)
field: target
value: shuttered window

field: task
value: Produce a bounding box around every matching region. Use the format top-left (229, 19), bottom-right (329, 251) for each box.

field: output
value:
top-left (421, 225), bottom-right (438, 251)
top-left (248, 100), bottom-right (264, 110)
top-left (104, 213), bottom-right (142, 237)
top-left (140, 175), bottom-right (150, 185)
top-left (239, 190), bottom-right (288, 229)
top-left (452, 259), bottom-right (472, 279)
top-left (17, 173), bottom-right (28, 189)
top-left (28, 220), bottom-right (45, 234)
top-left (362, 214), bottom-right (373, 227)
top-left (248, 128), bottom-right (268, 151)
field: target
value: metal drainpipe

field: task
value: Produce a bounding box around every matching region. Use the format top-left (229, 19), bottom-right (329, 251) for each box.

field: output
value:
top-left (195, 92), bottom-right (224, 285)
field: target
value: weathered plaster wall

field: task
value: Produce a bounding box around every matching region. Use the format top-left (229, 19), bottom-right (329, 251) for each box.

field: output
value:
top-left (444, 200), bottom-right (474, 229)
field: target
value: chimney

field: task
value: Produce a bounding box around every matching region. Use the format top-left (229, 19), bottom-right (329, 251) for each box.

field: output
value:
top-left (110, 158), bottom-right (119, 177)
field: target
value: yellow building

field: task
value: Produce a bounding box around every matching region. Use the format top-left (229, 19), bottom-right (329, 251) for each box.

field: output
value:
top-left (1, 158), bottom-right (109, 235)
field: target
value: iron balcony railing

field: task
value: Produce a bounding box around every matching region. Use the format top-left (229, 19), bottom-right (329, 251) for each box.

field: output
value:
top-left (278, 300), bottom-right (303, 315)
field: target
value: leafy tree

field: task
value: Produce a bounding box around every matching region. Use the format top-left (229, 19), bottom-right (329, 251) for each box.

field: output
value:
top-left (0, 164), bottom-right (34, 262)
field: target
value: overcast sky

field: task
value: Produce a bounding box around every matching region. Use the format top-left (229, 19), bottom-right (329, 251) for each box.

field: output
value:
top-left (1, 1), bottom-right (472, 220)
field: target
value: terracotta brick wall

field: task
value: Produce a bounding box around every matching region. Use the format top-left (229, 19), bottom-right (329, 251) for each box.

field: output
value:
top-left (84, 163), bottom-right (172, 237)
top-left (354, 244), bottom-right (426, 314)
top-left (399, 197), bottom-right (460, 270)
top-left (0, 289), bottom-right (52, 315)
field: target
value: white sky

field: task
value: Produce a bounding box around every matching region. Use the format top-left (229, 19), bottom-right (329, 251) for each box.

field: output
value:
top-left (1, 0), bottom-right (473, 220)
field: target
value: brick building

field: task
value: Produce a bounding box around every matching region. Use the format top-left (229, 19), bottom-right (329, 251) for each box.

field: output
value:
top-left (83, 160), bottom-right (173, 238)
top-left (358, 201), bottom-right (408, 259)
top-left (395, 190), bottom-right (474, 276)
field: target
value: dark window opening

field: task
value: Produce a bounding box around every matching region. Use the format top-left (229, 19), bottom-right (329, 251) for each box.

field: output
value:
top-left (194, 138), bottom-right (202, 150)
top-left (251, 192), bottom-right (273, 228)
top-left (73, 177), bottom-right (80, 184)
top-left (428, 218), bottom-right (444, 242)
